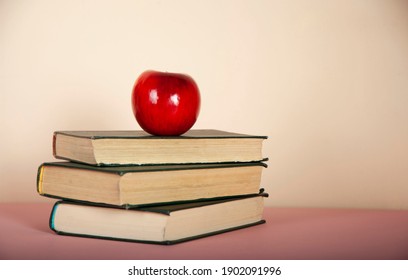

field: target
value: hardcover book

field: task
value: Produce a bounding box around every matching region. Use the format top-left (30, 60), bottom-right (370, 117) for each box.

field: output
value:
top-left (37, 161), bottom-right (267, 208)
top-left (53, 129), bottom-right (267, 165)
top-left (49, 193), bottom-right (267, 244)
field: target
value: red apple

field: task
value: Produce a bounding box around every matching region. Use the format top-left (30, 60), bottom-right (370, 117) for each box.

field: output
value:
top-left (131, 70), bottom-right (201, 136)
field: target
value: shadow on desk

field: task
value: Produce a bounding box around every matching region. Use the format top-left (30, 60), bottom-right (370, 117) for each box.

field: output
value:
top-left (0, 202), bottom-right (51, 233)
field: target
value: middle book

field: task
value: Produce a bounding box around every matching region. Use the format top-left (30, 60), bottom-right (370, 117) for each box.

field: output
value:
top-left (37, 161), bottom-right (267, 208)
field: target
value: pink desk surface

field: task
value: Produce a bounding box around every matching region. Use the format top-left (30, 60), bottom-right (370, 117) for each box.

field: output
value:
top-left (1, 203), bottom-right (407, 260)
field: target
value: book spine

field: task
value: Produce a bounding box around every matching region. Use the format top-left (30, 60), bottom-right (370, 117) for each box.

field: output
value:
top-left (48, 201), bottom-right (61, 232)
top-left (52, 132), bottom-right (57, 158)
top-left (36, 164), bottom-right (45, 194)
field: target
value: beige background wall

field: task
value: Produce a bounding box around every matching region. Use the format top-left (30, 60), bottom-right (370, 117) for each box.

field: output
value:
top-left (1, 0), bottom-right (408, 209)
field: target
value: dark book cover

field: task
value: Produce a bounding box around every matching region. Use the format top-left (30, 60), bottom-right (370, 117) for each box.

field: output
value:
top-left (54, 129), bottom-right (268, 140)
top-left (39, 160), bottom-right (267, 175)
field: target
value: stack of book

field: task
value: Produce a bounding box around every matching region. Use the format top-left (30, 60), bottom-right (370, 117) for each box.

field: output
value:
top-left (37, 129), bottom-right (268, 244)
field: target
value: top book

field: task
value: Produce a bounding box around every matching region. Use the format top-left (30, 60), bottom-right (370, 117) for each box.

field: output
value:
top-left (53, 129), bottom-right (267, 166)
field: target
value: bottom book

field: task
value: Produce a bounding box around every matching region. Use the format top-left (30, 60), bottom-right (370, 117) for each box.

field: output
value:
top-left (49, 193), bottom-right (267, 245)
